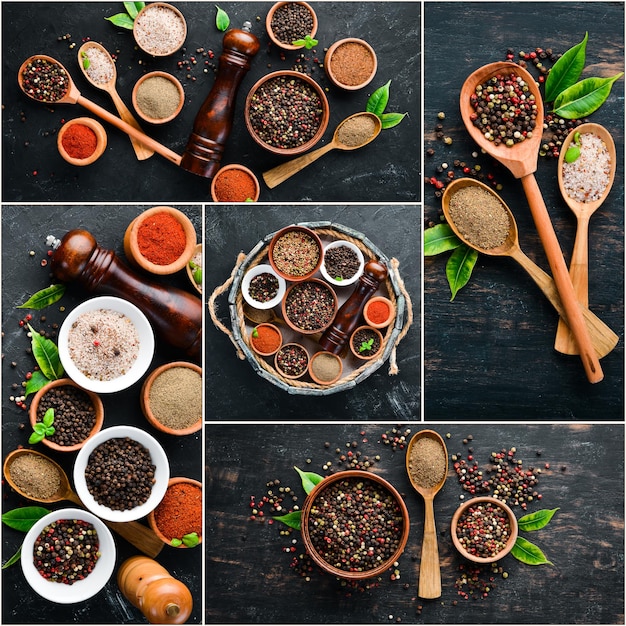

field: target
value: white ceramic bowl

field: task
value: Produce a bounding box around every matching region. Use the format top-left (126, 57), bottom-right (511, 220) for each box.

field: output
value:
top-left (319, 240), bottom-right (365, 287)
top-left (21, 507), bottom-right (115, 603)
top-left (73, 425), bottom-right (170, 522)
top-left (241, 264), bottom-right (287, 310)
top-left (58, 296), bottom-right (155, 393)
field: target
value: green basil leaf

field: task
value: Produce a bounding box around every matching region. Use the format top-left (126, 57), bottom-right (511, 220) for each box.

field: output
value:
top-left (511, 536), bottom-right (553, 565)
top-left (518, 508), bottom-right (559, 532)
top-left (272, 510), bottom-right (302, 530)
top-left (105, 13), bottom-right (136, 29)
top-left (553, 73), bottom-right (624, 119)
top-left (171, 538), bottom-right (183, 547)
top-left (182, 532), bottom-right (200, 547)
top-left (294, 466), bottom-right (324, 495)
top-left (193, 268), bottom-right (202, 285)
top-left (17, 284), bottom-right (66, 310)
top-left (33, 423), bottom-right (47, 435)
top-left (2, 506), bottom-right (50, 532)
top-left (123, 1), bottom-right (141, 19)
top-left (81, 52), bottom-right (90, 70)
top-left (24, 370), bottom-right (50, 398)
top-left (2, 548), bottom-right (22, 569)
top-left (446, 244), bottom-right (478, 301)
top-left (544, 32), bottom-right (588, 102)
top-left (215, 5), bottom-right (230, 31)
top-left (366, 80), bottom-right (391, 117)
top-left (27, 324), bottom-right (63, 381)
top-left (424, 223), bottom-right (462, 256)
top-left (45, 426), bottom-right (55, 436)
top-left (42, 408), bottom-right (55, 428)
top-left (381, 112), bottom-right (407, 129)
top-left (29, 431), bottom-right (44, 444)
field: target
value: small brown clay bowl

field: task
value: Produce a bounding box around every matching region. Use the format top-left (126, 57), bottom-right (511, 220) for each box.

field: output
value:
top-left (28, 378), bottom-right (104, 453)
top-left (349, 325), bottom-right (384, 361)
top-left (123, 206), bottom-right (197, 275)
top-left (363, 296), bottom-right (396, 329)
top-left (266, 1), bottom-right (318, 51)
top-left (141, 361), bottom-right (202, 435)
top-left (132, 71), bottom-right (185, 124)
top-left (268, 224), bottom-right (323, 282)
top-left (133, 2), bottom-right (187, 56)
top-left (210, 164), bottom-right (261, 202)
top-left (282, 278), bottom-right (338, 335)
top-left (147, 476), bottom-right (203, 547)
top-left (57, 117), bottom-right (107, 166)
top-left (308, 351), bottom-right (343, 386)
top-left (451, 496), bottom-right (519, 564)
top-left (274, 342), bottom-right (310, 379)
top-left (249, 323), bottom-right (283, 357)
top-left (324, 38), bottom-right (377, 90)
top-left (186, 243), bottom-right (203, 294)
top-left (301, 470), bottom-right (410, 580)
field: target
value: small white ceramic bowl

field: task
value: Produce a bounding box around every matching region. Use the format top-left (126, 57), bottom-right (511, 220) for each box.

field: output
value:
top-left (58, 296), bottom-right (155, 394)
top-left (241, 264), bottom-right (287, 310)
top-left (21, 507), bottom-right (115, 603)
top-left (73, 425), bottom-right (170, 522)
top-left (319, 240), bottom-right (365, 287)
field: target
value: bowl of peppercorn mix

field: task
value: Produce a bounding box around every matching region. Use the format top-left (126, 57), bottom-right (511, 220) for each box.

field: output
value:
top-left (242, 263), bottom-right (287, 310)
top-left (268, 224), bottom-right (324, 281)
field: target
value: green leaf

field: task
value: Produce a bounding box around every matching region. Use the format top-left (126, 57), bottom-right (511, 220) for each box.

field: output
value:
top-left (553, 73), bottom-right (624, 119)
top-left (294, 466), bottom-right (324, 495)
top-left (518, 508), bottom-right (559, 532)
top-left (2, 548), bottom-right (22, 569)
top-left (193, 268), bottom-right (202, 285)
top-left (32, 423), bottom-right (47, 435)
top-left (123, 1), bottom-right (143, 19)
top-left (511, 536), bottom-right (553, 565)
top-left (42, 408), bottom-right (55, 428)
top-left (24, 370), bottom-right (50, 398)
top-left (17, 284), bottom-right (66, 310)
top-left (544, 32), bottom-right (588, 102)
top-left (105, 13), bottom-right (136, 29)
top-left (182, 532), bottom-right (200, 547)
top-left (366, 80), bottom-right (391, 117)
top-left (28, 431), bottom-right (44, 444)
top-left (446, 245), bottom-right (478, 301)
top-left (81, 52), bottom-right (90, 70)
top-left (564, 145), bottom-right (580, 163)
top-left (215, 5), bottom-right (230, 31)
top-left (27, 324), bottom-right (63, 381)
top-left (292, 35), bottom-right (318, 49)
top-left (2, 506), bottom-right (50, 532)
top-left (424, 223), bottom-right (462, 256)
top-left (380, 112), bottom-right (407, 129)
top-left (272, 510), bottom-right (302, 530)
top-left (171, 538), bottom-right (183, 547)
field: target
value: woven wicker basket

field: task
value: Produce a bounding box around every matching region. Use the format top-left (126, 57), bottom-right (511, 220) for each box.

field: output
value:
top-left (209, 221), bottom-right (412, 395)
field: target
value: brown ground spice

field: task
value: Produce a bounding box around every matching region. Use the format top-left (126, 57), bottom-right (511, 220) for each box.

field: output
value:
top-left (9, 453), bottom-right (62, 499)
top-left (329, 41), bottom-right (375, 86)
top-left (408, 436), bottom-right (447, 489)
top-left (149, 366), bottom-right (202, 430)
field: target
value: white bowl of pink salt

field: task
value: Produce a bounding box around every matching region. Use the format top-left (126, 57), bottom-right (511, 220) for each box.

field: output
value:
top-left (58, 296), bottom-right (155, 393)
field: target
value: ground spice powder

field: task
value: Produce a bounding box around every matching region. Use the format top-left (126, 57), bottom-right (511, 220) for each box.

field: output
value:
top-left (61, 123), bottom-right (97, 159)
top-left (149, 366), bottom-right (202, 430)
top-left (136, 75), bottom-right (180, 120)
top-left (251, 325), bottom-right (281, 354)
top-left (367, 300), bottom-right (390, 325)
top-left (337, 114), bottom-right (377, 147)
top-left (153, 482), bottom-right (202, 541)
top-left (408, 435), bottom-right (447, 488)
top-left (9, 453), bottom-right (61, 500)
top-left (329, 41), bottom-right (375, 86)
top-left (213, 168), bottom-right (257, 202)
top-left (137, 211), bottom-right (186, 265)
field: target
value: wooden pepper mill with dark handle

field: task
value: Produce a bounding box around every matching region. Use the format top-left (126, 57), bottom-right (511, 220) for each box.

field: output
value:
top-left (180, 23), bottom-right (260, 178)
top-left (51, 229), bottom-right (202, 364)
top-left (319, 259), bottom-right (388, 355)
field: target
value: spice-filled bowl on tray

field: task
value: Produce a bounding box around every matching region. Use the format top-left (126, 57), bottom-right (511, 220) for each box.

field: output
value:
top-left (363, 296), bottom-right (395, 329)
top-left (282, 279), bottom-right (338, 335)
top-left (211, 164), bottom-right (261, 203)
top-left (57, 117), bottom-right (107, 166)
top-left (124, 206), bottom-right (198, 275)
top-left (301, 470), bottom-right (410, 580)
top-left (245, 70), bottom-right (329, 156)
top-left (140, 361), bottom-right (202, 436)
top-left (132, 71), bottom-right (184, 124)
top-left (28, 378), bottom-right (104, 452)
top-left (133, 2), bottom-right (187, 56)
top-left (249, 323), bottom-right (283, 357)
top-left (241, 264), bottom-right (287, 310)
top-left (57, 295), bottom-right (155, 394)
top-left (268, 225), bottom-right (324, 282)
top-left (308, 351), bottom-right (343, 386)
top-left (21, 507), bottom-right (116, 603)
top-left (274, 342), bottom-right (309, 379)
top-left (451, 496), bottom-right (518, 564)
top-left (73, 425), bottom-right (170, 522)
top-left (349, 325), bottom-right (384, 361)
top-left (147, 477), bottom-right (202, 548)
top-left (324, 38), bottom-right (377, 90)
top-left (266, 1), bottom-right (318, 51)
top-left (319, 239), bottom-right (365, 287)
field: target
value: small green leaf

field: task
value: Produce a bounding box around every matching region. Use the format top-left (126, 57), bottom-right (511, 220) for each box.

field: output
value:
top-left (81, 52), bottom-right (90, 70)
top-left (182, 532), bottom-right (200, 547)
top-left (2, 506), bottom-right (50, 532)
top-left (28, 431), bottom-right (44, 444)
top-left (215, 5), bottom-right (230, 31)
top-left (105, 13), bottom-right (136, 29)
top-left (123, 1), bottom-right (143, 19)
top-left (2, 548), bottom-right (22, 569)
top-left (544, 32), bottom-right (588, 102)
top-left (193, 268), bottom-right (202, 285)
top-left (292, 35), bottom-right (318, 49)
top-left (252, 328), bottom-right (259, 338)
top-left (294, 466), bottom-right (324, 495)
top-left (366, 80), bottom-right (391, 117)
top-left (446, 244), bottom-right (478, 301)
top-left (42, 408), bottom-right (55, 428)
top-left (564, 145), bottom-right (580, 163)
top-left (32, 423), bottom-right (47, 435)
top-left (553, 73), bottom-right (624, 119)
top-left (27, 324), bottom-right (63, 381)
top-left (24, 370), bottom-right (50, 398)
top-left (171, 538), bottom-right (183, 547)
top-left (17, 284), bottom-right (66, 310)
top-left (424, 223), bottom-right (462, 256)
top-left (272, 510), bottom-right (302, 530)
top-left (359, 338), bottom-right (374, 353)
top-left (380, 112), bottom-right (407, 129)
top-left (45, 426), bottom-right (55, 436)
top-left (518, 508), bottom-right (559, 532)
top-left (511, 536), bottom-right (553, 565)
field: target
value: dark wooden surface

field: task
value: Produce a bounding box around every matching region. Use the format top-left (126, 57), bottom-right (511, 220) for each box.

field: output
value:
top-left (2, 1), bottom-right (419, 203)
top-left (205, 422), bottom-right (624, 624)
top-left (423, 2), bottom-right (624, 419)
top-left (1, 206), bottom-right (202, 624)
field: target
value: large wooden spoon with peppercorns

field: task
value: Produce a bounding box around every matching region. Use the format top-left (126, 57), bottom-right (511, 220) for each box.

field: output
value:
top-left (460, 61), bottom-right (603, 383)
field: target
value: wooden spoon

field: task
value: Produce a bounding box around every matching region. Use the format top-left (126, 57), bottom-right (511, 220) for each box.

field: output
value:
top-left (405, 430), bottom-right (448, 599)
top-left (554, 123), bottom-right (616, 354)
top-left (262, 112), bottom-right (382, 189)
top-left (242, 302), bottom-right (285, 325)
top-left (3, 448), bottom-right (163, 557)
top-left (18, 55), bottom-right (181, 166)
top-left (460, 61), bottom-right (603, 383)
top-left (77, 42), bottom-right (154, 161)
top-left (442, 178), bottom-right (618, 358)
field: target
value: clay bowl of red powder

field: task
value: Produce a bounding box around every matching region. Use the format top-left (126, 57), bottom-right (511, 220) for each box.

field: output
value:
top-left (363, 296), bottom-right (395, 329)
top-left (211, 164), bottom-right (260, 202)
top-left (147, 477), bottom-right (203, 548)
top-left (124, 206), bottom-right (197, 275)
top-left (57, 117), bottom-right (107, 165)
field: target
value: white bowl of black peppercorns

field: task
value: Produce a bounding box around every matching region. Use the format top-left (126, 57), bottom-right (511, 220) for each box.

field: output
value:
top-left (73, 425), bottom-right (170, 522)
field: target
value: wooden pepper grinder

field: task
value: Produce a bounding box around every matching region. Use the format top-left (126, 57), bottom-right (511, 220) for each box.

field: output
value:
top-left (319, 259), bottom-right (388, 355)
top-left (117, 556), bottom-right (193, 624)
top-left (51, 229), bottom-right (202, 364)
top-left (180, 22), bottom-right (260, 178)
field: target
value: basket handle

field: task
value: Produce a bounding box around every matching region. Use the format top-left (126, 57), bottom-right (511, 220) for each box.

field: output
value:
top-left (388, 257), bottom-right (413, 375)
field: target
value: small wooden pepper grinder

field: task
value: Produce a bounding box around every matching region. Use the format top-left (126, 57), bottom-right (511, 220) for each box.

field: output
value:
top-left (180, 22), bottom-right (260, 178)
top-left (319, 259), bottom-right (388, 355)
top-left (51, 229), bottom-right (202, 363)
top-left (117, 556), bottom-right (193, 624)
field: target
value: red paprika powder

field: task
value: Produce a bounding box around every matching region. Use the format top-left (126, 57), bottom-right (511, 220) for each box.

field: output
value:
top-left (213, 168), bottom-right (257, 202)
top-left (137, 211), bottom-right (186, 265)
top-left (251, 324), bottom-right (281, 354)
top-left (153, 482), bottom-right (202, 542)
top-left (367, 300), bottom-right (390, 325)
top-left (61, 123), bottom-right (98, 159)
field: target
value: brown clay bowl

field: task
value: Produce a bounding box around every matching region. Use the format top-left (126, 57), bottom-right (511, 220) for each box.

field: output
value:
top-left (301, 470), bottom-right (410, 580)
top-left (265, 1), bottom-right (318, 51)
top-left (363, 296), bottom-right (396, 329)
top-left (349, 325), bottom-right (384, 360)
top-left (133, 2), bottom-right (187, 57)
top-left (57, 117), bottom-right (107, 165)
top-left (274, 342), bottom-right (310, 379)
top-left (132, 71), bottom-right (184, 124)
top-left (308, 351), bottom-right (343, 385)
top-left (324, 38), bottom-right (377, 90)
top-left (210, 163), bottom-right (261, 202)
top-left (282, 279), bottom-right (338, 335)
top-left (268, 224), bottom-right (323, 282)
top-left (249, 323), bottom-right (283, 357)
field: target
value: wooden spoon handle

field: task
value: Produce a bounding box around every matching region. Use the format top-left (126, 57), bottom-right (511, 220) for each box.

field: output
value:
top-left (262, 143), bottom-right (336, 189)
top-left (76, 95), bottom-right (182, 166)
top-left (521, 174), bottom-right (603, 383)
top-left (108, 88), bottom-right (155, 161)
top-left (106, 520), bottom-right (164, 558)
top-left (418, 497), bottom-right (441, 599)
